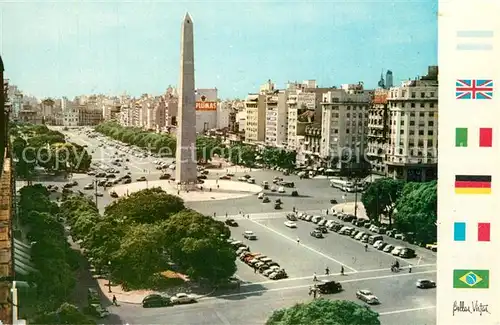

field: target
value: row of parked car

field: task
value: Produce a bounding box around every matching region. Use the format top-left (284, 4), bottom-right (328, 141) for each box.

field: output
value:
top-left (295, 212), bottom-right (417, 259)
top-left (229, 239), bottom-right (288, 280)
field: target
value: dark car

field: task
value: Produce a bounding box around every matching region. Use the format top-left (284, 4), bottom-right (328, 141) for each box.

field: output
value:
top-left (291, 190), bottom-right (299, 197)
top-left (416, 279), bottom-right (436, 289)
top-left (317, 280), bottom-right (343, 294)
top-left (286, 214), bottom-right (298, 221)
top-left (399, 248), bottom-right (417, 258)
top-left (225, 219), bottom-right (238, 227)
top-left (316, 226), bottom-right (328, 234)
top-left (123, 178), bottom-right (132, 184)
top-left (159, 173), bottom-right (171, 180)
top-left (310, 230), bottom-right (324, 238)
top-left (330, 199), bottom-right (338, 204)
top-left (142, 294), bottom-right (171, 308)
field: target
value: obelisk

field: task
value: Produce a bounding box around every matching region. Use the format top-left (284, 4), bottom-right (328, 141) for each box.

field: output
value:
top-left (175, 13), bottom-right (197, 188)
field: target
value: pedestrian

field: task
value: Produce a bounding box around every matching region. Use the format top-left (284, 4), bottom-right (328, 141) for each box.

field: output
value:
top-left (312, 288), bottom-right (317, 299)
top-left (112, 295), bottom-right (118, 306)
top-left (313, 272), bottom-right (317, 282)
top-left (325, 267), bottom-right (330, 275)
top-left (340, 265), bottom-right (344, 275)
top-left (326, 209), bottom-right (328, 215)
top-left (213, 212), bottom-right (216, 218)
top-left (225, 212), bottom-right (228, 218)
top-left (296, 237), bottom-right (300, 245)
top-left (254, 266), bottom-right (257, 273)
top-left (217, 184), bottom-right (220, 189)
top-left (364, 244), bottom-right (368, 252)
top-left (409, 264), bottom-right (412, 273)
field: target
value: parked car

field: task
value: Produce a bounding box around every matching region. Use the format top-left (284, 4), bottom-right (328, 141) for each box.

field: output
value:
top-left (391, 246), bottom-right (404, 256)
top-left (315, 226), bottom-right (328, 233)
top-left (136, 176), bottom-right (147, 182)
top-left (170, 293), bottom-right (196, 304)
top-left (142, 294), bottom-right (171, 308)
top-left (277, 187), bottom-right (285, 193)
top-left (416, 279), bottom-right (436, 289)
top-left (225, 219), bottom-right (238, 227)
top-left (286, 213), bottom-right (297, 221)
top-left (284, 221), bottom-right (297, 228)
top-left (356, 289), bottom-right (380, 305)
top-left (310, 230), bottom-right (324, 238)
top-left (263, 196), bottom-right (270, 203)
top-left (399, 248), bottom-right (417, 258)
top-left (377, 242), bottom-right (388, 250)
top-left (269, 269), bottom-right (288, 280)
top-left (291, 190), bottom-right (299, 197)
top-left (383, 244), bottom-right (395, 253)
top-left (159, 173), bottom-right (171, 180)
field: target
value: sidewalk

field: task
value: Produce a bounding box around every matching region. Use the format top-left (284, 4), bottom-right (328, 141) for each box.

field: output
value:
top-left (332, 202), bottom-right (368, 219)
top-left (96, 277), bottom-right (214, 305)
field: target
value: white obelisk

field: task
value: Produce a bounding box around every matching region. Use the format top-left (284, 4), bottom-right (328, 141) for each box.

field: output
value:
top-left (175, 13), bottom-right (197, 188)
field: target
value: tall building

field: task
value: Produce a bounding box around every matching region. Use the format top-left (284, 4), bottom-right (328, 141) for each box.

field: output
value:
top-left (264, 90), bottom-right (288, 148)
top-left (244, 93), bottom-right (266, 143)
top-left (195, 88), bottom-right (218, 132)
top-left (320, 83), bottom-right (371, 169)
top-left (367, 88), bottom-right (390, 174)
top-left (386, 66), bottom-right (438, 181)
top-left (386, 70), bottom-right (394, 89)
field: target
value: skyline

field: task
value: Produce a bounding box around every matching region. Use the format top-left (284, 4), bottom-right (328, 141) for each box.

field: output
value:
top-left (0, 0), bottom-right (437, 99)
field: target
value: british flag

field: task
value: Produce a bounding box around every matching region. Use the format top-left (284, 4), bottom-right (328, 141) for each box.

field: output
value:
top-left (456, 79), bottom-right (493, 99)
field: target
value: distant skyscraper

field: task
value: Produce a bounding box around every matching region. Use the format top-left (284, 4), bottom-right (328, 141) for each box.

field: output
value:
top-left (386, 70), bottom-right (394, 88)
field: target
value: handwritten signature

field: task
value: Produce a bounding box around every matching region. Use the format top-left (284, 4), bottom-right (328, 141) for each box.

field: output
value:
top-left (453, 301), bottom-right (491, 316)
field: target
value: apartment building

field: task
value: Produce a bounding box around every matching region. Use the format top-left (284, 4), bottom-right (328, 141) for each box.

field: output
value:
top-left (244, 93), bottom-right (266, 143)
top-left (78, 106), bottom-right (103, 126)
top-left (18, 105), bottom-right (42, 124)
top-left (320, 83), bottom-right (371, 168)
top-left (297, 123), bottom-right (322, 167)
top-left (386, 66), bottom-right (438, 182)
top-left (265, 90), bottom-right (288, 148)
top-left (367, 88), bottom-right (390, 175)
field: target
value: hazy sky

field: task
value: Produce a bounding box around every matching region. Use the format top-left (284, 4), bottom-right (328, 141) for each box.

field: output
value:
top-left (0, 0), bottom-right (437, 99)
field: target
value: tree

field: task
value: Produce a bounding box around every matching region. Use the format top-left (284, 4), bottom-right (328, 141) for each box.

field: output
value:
top-left (394, 181), bottom-right (437, 244)
top-left (32, 303), bottom-right (96, 325)
top-left (361, 178), bottom-right (404, 226)
top-left (163, 210), bottom-right (235, 284)
top-left (111, 223), bottom-right (169, 288)
top-left (104, 187), bottom-right (185, 224)
top-left (266, 299), bottom-right (381, 325)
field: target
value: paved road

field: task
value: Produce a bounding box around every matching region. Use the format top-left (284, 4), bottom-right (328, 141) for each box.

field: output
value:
top-left (40, 128), bottom-right (437, 325)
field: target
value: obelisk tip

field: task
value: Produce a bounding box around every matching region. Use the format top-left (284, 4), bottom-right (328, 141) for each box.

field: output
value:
top-left (184, 12), bottom-right (192, 23)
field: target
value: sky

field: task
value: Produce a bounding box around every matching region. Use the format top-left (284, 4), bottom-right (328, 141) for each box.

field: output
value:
top-left (0, 0), bottom-right (437, 100)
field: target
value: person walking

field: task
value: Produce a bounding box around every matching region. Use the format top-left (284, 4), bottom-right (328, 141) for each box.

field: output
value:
top-left (409, 264), bottom-right (412, 273)
top-left (313, 272), bottom-right (317, 282)
top-left (112, 295), bottom-right (118, 306)
top-left (325, 267), bottom-right (330, 275)
top-left (340, 265), bottom-right (344, 275)
top-left (296, 237), bottom-right (300, 245)
top-left (364, 244), bottom-right (368, 252)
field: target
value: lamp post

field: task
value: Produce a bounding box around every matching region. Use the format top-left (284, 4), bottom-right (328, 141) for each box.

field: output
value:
top-left (107, 261), bottom-right (112, 293)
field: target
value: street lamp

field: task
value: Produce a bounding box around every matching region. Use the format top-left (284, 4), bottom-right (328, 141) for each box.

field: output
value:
top-left (107, 261), bottom-right (112, 293)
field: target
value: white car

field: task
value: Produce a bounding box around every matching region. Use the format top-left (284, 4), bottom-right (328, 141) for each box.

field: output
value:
top-left (356, 289), bottom-right (380, 305)
top-left (373, 240), bottom-right (384, 248)
top-left (238, 176), bottom-right (247, 182)
top-left (277, 187), bottom-right (285, 193)
top-left (170, 293), bottom-right (196, 304)
top-left (391, 246), bottom-right (404, 256)
top-left (83, 184), bottom-right (94, 190)
top-left (258, 192), bottom-right (265, 199)
top-left (263, 266), bottom-right (280, 276)
top-left (243, 231), bottom-right (257, 240)
top-left (284, 221), bottom-right (297, 228)
top-left (383, 244), bottom-right (395, 253)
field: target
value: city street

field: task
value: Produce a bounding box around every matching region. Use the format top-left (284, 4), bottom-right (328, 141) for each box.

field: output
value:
top-left (28, 128), bottom-right (436, 325)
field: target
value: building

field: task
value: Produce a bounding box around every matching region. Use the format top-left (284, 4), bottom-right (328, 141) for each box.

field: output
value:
top-left (18, 104), bottom-right (42, 124)
top-left (195, 88), bottom-right (218, 132)
top-left (386, 70), bottom-right (394, 89)
top-left (61, 98), bottom-right (79, 126)
top-left (367, 88), bottom-right (390, 175)
top-left (216, 101), bottom-right (232, 130)
top-left (244, 93), bottom-right (266, 143)
top-left (386, 66), bottom-right (438, 182)
top-left (298, 123), bottom-right (322, 167)
top-left (78, 106), bottom-right (103, 126)
top-left (264, 90), bottom-right (288, 148)
top-left (320, 83), bottom-right (371, 169)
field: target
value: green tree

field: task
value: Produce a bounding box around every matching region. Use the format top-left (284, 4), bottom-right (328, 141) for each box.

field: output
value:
top-left (32, 302), bottom-right (96, 325)
top-left (361, 178), bottom-right (404, 226)
top-left (163, 210), bottom-right (235, 284)
top-left (266, 299), bottom-right (381, 325)
top-left (111, 223), bottom-right (168, 288)
top-left (394, 181), bottom-right (437, 244)
top-left (104, 187), bottom-right (185, 224)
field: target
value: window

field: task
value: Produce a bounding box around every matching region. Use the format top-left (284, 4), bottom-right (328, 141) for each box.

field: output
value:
top-left (400, 130), bottom-right (404, 135)
top-left (410, 121), bottom-right (415, 126)
top-left (419, 130), bottom-right (424, 135)
top-left (346, 129), bottom-right (350, 134)
top-left (430, 103), bottom-right (435, 108)
top-left (430, 92), bottom-right (435, 97)
top-left (346, 113), bottom-right (350, 117)
top-left (420, 103), bottom-right (425, 108)
top-left (429, 112), bottom-right (434, 117)
top-left (427, 139), bottom-right (433, 146)
top-left (420, 112), bottom-right (425, 117)
top-left (421, 92), bottom-right (425, 98)
top-left (409, 130), bottom-right (415, 135)
top-left (401, 121), bottom-right (405, 126)
top-left (411, 103), bottom-right (416, 108)
top-left (428, 121), bottom-right (434, 126)
top-left (410, 112), bottom-right (415, 117)
top-left (428, 130), bottom-right (434, 136)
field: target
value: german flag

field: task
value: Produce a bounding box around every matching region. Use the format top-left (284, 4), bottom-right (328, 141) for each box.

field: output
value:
top-left (455, 175), bottom-right (492, 194)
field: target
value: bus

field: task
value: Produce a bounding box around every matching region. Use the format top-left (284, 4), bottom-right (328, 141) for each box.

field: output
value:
top-left (329, 179), bottom-right (363, 192)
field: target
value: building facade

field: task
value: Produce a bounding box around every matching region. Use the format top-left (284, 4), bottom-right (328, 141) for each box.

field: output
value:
top-left (78, 106), bottom-right (103, 126)
top-left (367, 88), bottom-right (389, 175)
top-left (195, 88), bottom-right (218, 132)
top-left (385, 66), bottom-right (438, 181)
top-left (244, 94), bottom-right (266, 143)
top-left (265, 90), bottom-right (287, 148)
top-left (320, 83), bottom-right (371, 168)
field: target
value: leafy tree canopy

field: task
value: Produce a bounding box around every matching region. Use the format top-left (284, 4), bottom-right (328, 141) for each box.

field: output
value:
top-left (394, 181), bottom-right (437, 243)
top-left (361, 178), bottom-right (405, 225)
top-left (104, 187), bottom-right (185, 223)
top-left (266, 299), bottom-right (381, 325)
top-left (32, 303), bottom-right (96, 325)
